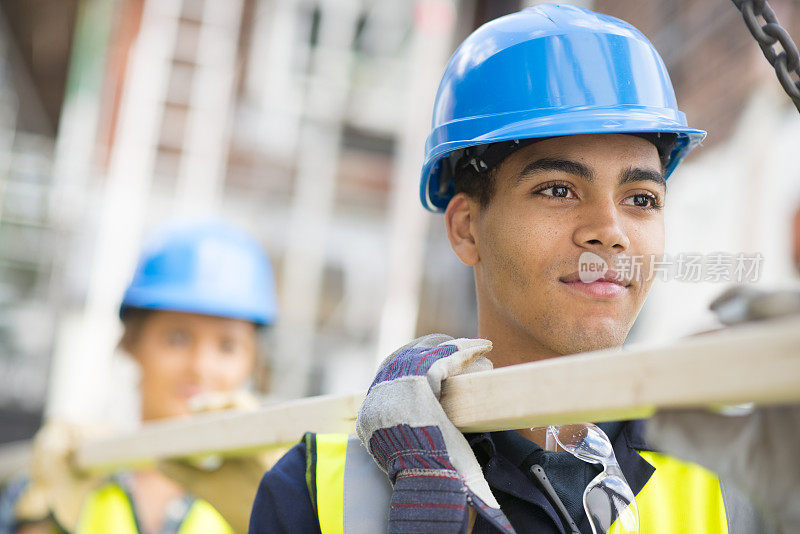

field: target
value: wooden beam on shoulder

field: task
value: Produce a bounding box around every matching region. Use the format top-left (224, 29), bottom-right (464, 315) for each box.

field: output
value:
top-left (65, 316), bottom-right (800, 473)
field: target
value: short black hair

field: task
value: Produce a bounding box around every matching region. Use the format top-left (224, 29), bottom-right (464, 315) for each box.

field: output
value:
top-left (451, 133), bottom-right (676, 209)
top-left (453, 160), bottom-right (497, 209)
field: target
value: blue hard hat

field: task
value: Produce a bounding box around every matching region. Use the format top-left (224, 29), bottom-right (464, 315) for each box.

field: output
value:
top-left (421, 3), bottom-right (707, 212)
top-left (120, 220), bottom-right (278, 325)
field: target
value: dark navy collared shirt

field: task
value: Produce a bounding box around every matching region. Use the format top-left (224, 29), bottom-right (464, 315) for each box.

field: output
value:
top-left (467, 421), bottom-right (655, 534)
top-left (248, 420), bottom-right (656, 534)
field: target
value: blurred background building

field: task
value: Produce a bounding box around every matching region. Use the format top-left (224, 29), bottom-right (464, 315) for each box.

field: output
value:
top-left (0, 0), bottom-right (798, 442)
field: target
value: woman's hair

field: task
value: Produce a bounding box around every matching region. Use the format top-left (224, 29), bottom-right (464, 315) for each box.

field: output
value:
top-left (118, 307), bottom-right (154, 353)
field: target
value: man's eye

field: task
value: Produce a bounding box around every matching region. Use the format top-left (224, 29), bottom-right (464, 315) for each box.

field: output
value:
top-left (539, 185), bottom-right (575, 199)
top-left (622, 193), bottom-right (660, 209)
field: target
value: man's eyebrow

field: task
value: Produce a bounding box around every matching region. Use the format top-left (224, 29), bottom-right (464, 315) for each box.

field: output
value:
top-left (619, 167), bottom-right (665, 188)
top-left (517, 158), bottom-right (594, 182)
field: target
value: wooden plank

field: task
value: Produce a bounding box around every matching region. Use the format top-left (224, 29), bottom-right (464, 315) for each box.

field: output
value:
top-left (442, 316), bottom-right (800, 432)
top-left (76, 392), bottom-right (365, 473)
top-left (68, 316), bottom-right (800, 473)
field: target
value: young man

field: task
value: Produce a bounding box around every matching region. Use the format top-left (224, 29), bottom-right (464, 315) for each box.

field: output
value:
top-left (249, 5), bottom-right (759, 533)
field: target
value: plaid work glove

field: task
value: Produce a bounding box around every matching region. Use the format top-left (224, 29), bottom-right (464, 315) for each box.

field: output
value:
top-left (356, 334), bottom-right (515, 533)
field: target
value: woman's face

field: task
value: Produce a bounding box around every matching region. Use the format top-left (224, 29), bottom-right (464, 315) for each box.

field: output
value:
top-left (127, 311), bottom-right (257, 420)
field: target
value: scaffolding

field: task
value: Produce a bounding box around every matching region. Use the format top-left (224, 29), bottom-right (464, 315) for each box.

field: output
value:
top-left (41, 0), bottom-right (462, 428)
top-left (0, 6), bottom-right (58, 431)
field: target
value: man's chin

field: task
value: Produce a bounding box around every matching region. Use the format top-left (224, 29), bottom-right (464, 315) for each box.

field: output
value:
top-left (550, 319), bottom-right (629, 356)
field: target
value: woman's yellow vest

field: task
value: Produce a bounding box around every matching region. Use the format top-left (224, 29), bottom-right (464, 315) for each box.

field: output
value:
top-left (74, 481), bottom-right (234, 534)
top-left (306, 433), bottom-right (757, 534)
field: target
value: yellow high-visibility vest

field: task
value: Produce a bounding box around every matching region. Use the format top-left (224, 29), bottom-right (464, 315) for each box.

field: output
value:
top-left (306, 433), bottom-right (740, 534)
top-left (74, 481), bottom-right (234, 534)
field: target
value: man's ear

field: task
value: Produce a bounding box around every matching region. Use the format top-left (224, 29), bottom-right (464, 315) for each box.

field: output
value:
top-left (445, 193), bottom-right (480, 266)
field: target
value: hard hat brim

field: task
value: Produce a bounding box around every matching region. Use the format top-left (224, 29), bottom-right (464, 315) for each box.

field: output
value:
top-left (421, 105), bottom-right (706, 212)
top-left (120, 290), bottom-right (276, 326)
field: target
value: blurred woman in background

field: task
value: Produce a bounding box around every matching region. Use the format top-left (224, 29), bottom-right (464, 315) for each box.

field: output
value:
top-left (4, 220), bottom-right (277, 534)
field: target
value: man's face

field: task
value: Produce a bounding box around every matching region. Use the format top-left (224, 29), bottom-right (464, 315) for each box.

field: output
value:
top-left (448, 134), bottom-right (665, 358)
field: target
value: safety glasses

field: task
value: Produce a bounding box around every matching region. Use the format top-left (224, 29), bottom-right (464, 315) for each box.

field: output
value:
top-left (547, 423), bottom-right (639, 534)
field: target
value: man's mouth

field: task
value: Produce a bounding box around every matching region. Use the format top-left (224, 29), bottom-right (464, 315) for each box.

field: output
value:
top-left (559, 270), bottom-right (631, 299)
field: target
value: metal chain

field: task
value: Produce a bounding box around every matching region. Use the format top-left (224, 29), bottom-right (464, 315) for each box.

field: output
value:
top-left (732, 0), bottom-right (800, 112)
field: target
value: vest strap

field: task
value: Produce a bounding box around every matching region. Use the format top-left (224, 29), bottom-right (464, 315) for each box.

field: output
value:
top-left (312, 434), bottom-right (391, 534)
top-left (342, 435), bottom-right (391, 533)
top-left (315, 433), bottom-right (348, 534)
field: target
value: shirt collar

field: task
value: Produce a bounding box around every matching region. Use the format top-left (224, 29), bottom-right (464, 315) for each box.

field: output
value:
top-left (469, 419), bottom-right (655, 496)
top-left (468, 420), bottom-right (657, 534)
top-left (471, 421), bottom-right (627, 468)
top-left (468, 434), bottom-right (569, 533)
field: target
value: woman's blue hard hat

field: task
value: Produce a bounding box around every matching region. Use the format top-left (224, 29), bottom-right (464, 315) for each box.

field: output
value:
top-left (120, 220), bottom-right (278, 326)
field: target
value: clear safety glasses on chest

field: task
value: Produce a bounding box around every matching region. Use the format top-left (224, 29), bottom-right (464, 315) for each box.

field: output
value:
top-left (547, 423), bottom-right (640, 534)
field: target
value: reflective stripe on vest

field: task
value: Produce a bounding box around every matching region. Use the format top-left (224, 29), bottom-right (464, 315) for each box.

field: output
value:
top-left (316, 433), bottom-right (347, 532)
top-left (74, 482), bottom-right (234, 534)
top-left (311, 434), bottom-right (736, 534)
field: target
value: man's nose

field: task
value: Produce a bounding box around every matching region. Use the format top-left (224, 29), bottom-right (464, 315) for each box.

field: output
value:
top-left (572, 199), bottom-right (630, 252)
